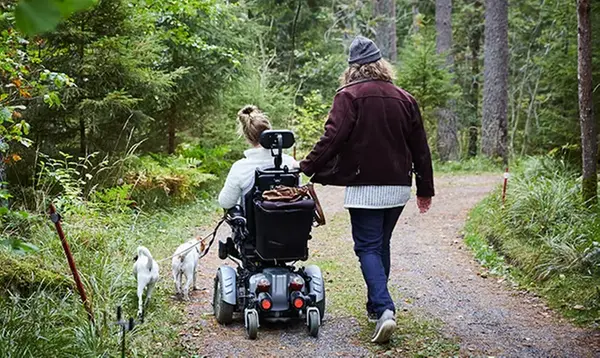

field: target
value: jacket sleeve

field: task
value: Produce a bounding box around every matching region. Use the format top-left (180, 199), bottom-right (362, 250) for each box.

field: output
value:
top-left (407, 101), bottom-right (435, 197)
top-left (299, 91), bottom-right (356, 177)
top-left (218, 164), bottom-right (242, 209)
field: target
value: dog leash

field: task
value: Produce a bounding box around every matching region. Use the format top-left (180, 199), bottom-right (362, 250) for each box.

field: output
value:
top-left (156, 218), bottom-right (225, 263)
top-left (199, 218), bottom-right (225, 259)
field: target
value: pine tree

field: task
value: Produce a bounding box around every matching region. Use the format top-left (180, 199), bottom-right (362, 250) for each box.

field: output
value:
top-left (481, 0), bottom-right (509, 162)
top-left (577, 0), bottom-right (597, 204)
top-left (373, 0), bottom-right (397, 62)
top-left (435, 0), bottom-right (459, 161)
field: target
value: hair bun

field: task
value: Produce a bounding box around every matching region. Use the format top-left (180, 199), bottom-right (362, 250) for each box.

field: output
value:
top-left (240, 105), bottom-right (257, 115)
top-left (236, 105), bottom-right (271, 145)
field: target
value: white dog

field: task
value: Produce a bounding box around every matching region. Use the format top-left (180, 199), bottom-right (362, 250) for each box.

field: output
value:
top-left (172, 238), bottom-right (206, 300)
top-left (133, 246), bottom-right (159, 319)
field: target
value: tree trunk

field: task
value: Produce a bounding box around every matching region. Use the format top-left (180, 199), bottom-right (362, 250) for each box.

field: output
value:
top-left (577, 0), bottom-right (597, 204)
top-left (482, 0), bottom-right (509, 163)
top-left (372, 0), bottom-right (397, 62)
top-left (168, 112), bottom-right (176, 155)
top-left (79, 118), bottom-right (86, 157)
top-left (435, 0), bottom-right (459, 161)
top-left (287, 0), bottom-right (302, 79)
top-left (468, 0), bottom-right (483, 157)
top-left (436, 0), bottom-right (453, 68)
top-left (0, 137), bottom-right (6, 207)
top-left (78, 19), bottom-right (87, 158)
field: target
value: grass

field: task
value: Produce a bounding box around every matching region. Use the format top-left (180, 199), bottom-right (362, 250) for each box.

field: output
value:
top-left (462, 156), bottom-right (600, 327)
top-left (0, 195), bottom-right (222, 357)
top-left (308, 212), bottom-right (459, 357)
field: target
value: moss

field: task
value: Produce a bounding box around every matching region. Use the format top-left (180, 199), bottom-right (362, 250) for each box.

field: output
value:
top-left (0, 252), bottom-right (71, 295)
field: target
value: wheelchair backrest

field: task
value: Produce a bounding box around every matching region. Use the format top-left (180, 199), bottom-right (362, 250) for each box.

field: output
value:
top-left (239, 130), bottom-right (311, 262)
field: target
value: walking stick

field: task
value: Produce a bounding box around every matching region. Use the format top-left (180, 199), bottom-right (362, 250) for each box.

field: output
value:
top-left (49, 203), bottom-right (94, 323)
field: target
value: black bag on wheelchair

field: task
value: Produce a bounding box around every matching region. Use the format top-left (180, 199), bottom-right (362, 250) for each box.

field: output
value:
top-left (253, 198), bottom-right (314, 261)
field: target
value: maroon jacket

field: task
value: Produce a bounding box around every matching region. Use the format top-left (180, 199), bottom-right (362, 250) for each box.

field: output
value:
top-left (300, 79), bottom-right (434, 198)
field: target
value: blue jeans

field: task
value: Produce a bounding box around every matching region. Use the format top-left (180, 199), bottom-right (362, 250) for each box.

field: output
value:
top-left (349, 206), bottom-right (404, 318)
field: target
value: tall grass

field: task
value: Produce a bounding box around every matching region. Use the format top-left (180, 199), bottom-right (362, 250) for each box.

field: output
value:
top-left (464, 156), bottom-right (600, 326)
top-left (0, 195), bottom-right (219, 357)
top-left (0, 148), bottom-right (226, 357)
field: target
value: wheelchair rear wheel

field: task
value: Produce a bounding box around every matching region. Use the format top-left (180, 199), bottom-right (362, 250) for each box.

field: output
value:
top-left (213, 274), bottom-right (234, 324)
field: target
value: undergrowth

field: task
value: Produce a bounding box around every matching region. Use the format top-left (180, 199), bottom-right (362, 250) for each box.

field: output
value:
top-left (463, 156), bottom-right (600, 327)
top-left (0, 148), bottom-right (227, 357)
top-left (0, 196), bottom-right (221, 357)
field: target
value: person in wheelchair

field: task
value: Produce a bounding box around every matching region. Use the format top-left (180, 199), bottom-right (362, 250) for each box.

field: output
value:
top-left (213, 105), bottom-right (324, 340)
top-left (218, 105), bottom-right (297, 210)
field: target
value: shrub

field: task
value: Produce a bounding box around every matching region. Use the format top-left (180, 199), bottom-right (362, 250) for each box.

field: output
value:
top-left (177, 144), bottom-right (234, 176)
top-left (465, 156), bottom-right (600, 325)
top-left (124, 154), bottom-right (217, 206)
top-left (293, 90), bottom-right (329, 154)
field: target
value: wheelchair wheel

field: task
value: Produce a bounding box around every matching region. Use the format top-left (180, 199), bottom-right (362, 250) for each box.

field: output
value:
top-left (316, 286), bottom-right (326, 324)
top-left (245, 310), bottom-right (259, 340)
top-left (213, 274), bottom-right (234, 324)
top-left (309, 276), bottom-right (325, 324)
top-left (307, 309), bottom-right (320, 338)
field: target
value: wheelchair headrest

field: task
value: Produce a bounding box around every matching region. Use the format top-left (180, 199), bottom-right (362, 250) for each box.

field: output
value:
top-left (259, 130), bottom-right (295, 150)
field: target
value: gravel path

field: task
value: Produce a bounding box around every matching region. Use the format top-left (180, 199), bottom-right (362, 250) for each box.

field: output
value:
top-left (387, 175), bottom-right (600, 357)
top-left (178, 174), bottom-right (600, 357)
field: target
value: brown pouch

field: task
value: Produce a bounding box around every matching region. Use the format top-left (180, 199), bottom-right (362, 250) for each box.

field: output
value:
top-left (262, 186), bottom-right (308, 202)
top-left (261, 184), bottom-right (326, 226)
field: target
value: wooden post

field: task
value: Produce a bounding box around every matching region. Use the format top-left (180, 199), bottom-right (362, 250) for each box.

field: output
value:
top-left (49, 203), bottom-right (94, 322)
top-left (502, 167), bottom-right (509, 207)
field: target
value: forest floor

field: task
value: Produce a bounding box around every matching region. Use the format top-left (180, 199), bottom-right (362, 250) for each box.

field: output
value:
top-left (171, 174), bottom-right (600, 357)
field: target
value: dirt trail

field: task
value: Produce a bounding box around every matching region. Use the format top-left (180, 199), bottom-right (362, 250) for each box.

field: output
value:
top-left (178, 174), bottom-right (600, 357)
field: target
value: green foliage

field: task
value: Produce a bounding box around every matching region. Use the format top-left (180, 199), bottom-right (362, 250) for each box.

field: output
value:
top-left (464, 156), bottom-right (600, 325)
top-left (293, 90), bottom-right (329, 153)
top-left (2, 0), bottom-right (599, 352)
top-left (124, 154), bottom-right (217, 206)
top-left (396, 30), bottom-right (461, 134)
top-left (177, 144), bottom-right (233, 175)
top-left (14, 0), bottom-right (96, 35)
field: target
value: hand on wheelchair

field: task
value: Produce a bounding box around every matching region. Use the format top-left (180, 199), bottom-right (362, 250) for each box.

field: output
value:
top-left (225, 205), bottom-right (246, 226)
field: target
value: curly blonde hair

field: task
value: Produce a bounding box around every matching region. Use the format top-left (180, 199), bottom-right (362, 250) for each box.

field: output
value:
top-left (237, 105), bottom-right (272, 146)
top-left (340, 58), bottom-right (396, 86)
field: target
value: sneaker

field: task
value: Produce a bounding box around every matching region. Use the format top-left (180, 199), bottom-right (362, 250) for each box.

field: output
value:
top-left (371, 309), bottom-right (396, 343)
top-left (367, 311), bottom-right (378, 323)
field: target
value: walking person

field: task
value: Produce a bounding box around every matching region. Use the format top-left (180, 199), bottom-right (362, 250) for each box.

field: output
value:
top-left (298, 36), bottom-right (434, 343)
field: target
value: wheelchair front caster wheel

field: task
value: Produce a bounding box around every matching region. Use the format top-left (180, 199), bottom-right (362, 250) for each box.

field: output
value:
top-left (307, 308), bottom-right (320, 338)
top-left (245, 309), bottom-right (259, 340)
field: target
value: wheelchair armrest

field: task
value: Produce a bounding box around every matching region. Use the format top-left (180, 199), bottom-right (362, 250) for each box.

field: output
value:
top-left (225, 205), bottom-right (247, 227)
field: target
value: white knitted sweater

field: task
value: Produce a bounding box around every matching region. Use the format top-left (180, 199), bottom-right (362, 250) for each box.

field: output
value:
top-left (218, 147), bottom-right (296, 209)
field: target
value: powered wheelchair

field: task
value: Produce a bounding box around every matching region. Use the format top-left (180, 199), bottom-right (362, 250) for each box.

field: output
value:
top-left (212, 130), bottom-right (325, 340)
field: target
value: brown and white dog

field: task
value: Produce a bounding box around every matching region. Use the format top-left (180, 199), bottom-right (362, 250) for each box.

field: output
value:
top-left (171, 237), bottom-right (206, 300)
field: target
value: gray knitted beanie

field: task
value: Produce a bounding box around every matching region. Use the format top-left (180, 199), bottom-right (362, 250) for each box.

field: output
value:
top-left (348, 36), bottom-right (382, 65)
